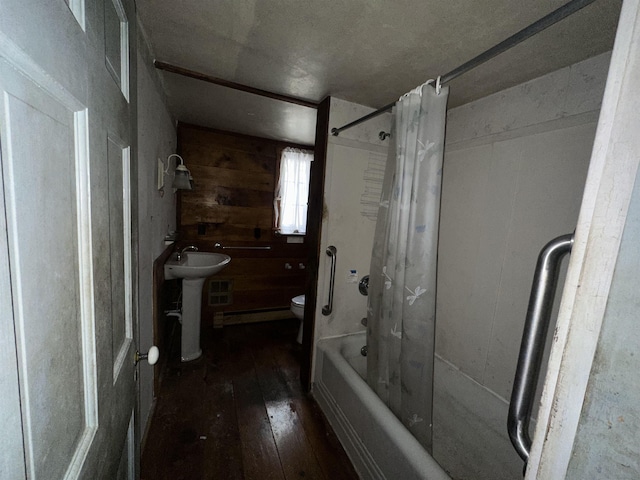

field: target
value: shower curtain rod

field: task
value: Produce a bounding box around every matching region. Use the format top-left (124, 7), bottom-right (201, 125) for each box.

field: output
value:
top-left (331, 0), bottom-right (597, 136)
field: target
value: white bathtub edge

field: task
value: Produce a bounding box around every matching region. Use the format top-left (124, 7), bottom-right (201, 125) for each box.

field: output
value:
top-left (313, 334), bottom-right (451, 480)
top-left (313, 379), bottom-right (385, 480)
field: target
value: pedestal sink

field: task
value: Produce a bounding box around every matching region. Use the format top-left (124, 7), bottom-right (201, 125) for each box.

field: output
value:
top-left (164, 252), bottom-right (231, 361)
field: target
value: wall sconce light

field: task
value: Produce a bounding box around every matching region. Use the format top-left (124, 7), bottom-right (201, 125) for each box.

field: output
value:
top-left (158, 154), bottom-right (193, 193)
top-left (172, 156), bottom-right (192, 190)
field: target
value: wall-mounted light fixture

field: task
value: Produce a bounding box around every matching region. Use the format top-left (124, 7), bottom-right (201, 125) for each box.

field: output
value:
top-left (171, 154), bottom-right (192, 190)
top-left (158, 154), bottom-right (193, 194)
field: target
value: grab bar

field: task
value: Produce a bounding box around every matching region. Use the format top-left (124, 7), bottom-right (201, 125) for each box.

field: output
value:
top-left (322, 246), bottom-right (337, 315)
top-left (214, 242), bottom-right (271, 250)
top-left (508, 233), bottom-right (573, 464)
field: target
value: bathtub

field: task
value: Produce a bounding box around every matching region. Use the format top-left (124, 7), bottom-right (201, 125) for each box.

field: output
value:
top-left (313, 332), bottom-right (450, 480)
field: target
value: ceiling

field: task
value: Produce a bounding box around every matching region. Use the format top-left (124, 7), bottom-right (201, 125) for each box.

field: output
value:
top-left (136, 0), bottom-right (622, 145)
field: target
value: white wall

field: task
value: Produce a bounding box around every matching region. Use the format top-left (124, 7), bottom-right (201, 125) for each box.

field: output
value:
top-left (433, 52), bottom-right (611, 479)
top-left (311, 98), bottom-right (391, 374)
top-left (136, 20), bottom-right (177, 438)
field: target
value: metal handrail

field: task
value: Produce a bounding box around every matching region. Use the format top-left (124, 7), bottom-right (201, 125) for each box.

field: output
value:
top-left (322, 246), bottom-right (337, 315)
top-left (508, 233), bottom-right (574, 464)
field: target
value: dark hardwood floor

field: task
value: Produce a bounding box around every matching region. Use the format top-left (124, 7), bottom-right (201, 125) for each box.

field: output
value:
top-left (141, 318), bottom-right (359, 480)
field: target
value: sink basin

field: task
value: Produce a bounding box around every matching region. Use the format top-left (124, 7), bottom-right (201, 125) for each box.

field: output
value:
top-left (164, 251), bottom-right (231, 280)
top-left (164, 251), bottom-right (231, 362)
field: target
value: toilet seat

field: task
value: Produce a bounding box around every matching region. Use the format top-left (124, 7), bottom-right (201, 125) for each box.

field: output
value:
top-left (291, 295), bottom-right (305, 344)
top-left (292, 295), bottom-right (305, 307)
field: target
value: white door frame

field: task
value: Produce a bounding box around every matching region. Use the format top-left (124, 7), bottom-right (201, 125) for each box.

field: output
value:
top-left (526, 1), bottom-right (640, 477)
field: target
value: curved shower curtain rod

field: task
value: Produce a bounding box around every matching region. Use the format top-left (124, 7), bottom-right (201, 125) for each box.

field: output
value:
top-left (331, 0), bottom-right (598, 137)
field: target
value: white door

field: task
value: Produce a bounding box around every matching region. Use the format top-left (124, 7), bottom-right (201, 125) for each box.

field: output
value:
top-left (0, 0), bottom-right (138, 478)
top-left (526, 0), bottom-right (640, 478)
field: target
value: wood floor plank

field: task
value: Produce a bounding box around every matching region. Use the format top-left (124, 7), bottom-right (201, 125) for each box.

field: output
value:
top-left (141, 342), bottom-right (207, 479)
top-left (270, 345), bottom-right (360, 480)
top-left (231, 335), bottom-right (286, 480)
top-left (203, 331), bottom-right (245, 480)
top-left (141, 319), bottom-right (358, 480)
top-left (234, 374), bottom-right (286, 479)
top-left (252, 342), bottom-right (327, 480)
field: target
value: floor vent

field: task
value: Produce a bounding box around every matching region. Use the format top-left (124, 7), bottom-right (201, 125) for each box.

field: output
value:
top-left (208, 279), bottom-right (232, 306)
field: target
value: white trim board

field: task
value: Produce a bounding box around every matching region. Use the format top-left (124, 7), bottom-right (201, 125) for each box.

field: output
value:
top-left (527, 1), bottom-right (640, 477)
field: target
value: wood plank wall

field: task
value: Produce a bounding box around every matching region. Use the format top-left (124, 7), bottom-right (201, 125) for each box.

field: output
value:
top-left (152, 244), bottom-right (177, 393)
top-left (176, 123), bottom-right (312, 321)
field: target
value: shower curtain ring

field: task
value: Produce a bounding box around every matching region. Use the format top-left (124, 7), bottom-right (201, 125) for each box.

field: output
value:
top-left (420, 79), bottom-right (434, 96)
top-left (435, 76), bottom-right (442, 95)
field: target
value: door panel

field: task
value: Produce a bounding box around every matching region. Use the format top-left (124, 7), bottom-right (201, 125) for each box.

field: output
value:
top-left (115, 412), bottom-right (136, 480)
top-left (0, 0), bottom-right (137, 477)
top-left (108, 135), bottom-right (133, 383)
top-left (0, 59), bottom-right (98, 480)
top-left (0, 113), bottom-right (26, 480)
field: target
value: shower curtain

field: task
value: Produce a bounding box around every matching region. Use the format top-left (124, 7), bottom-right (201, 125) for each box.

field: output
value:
top-left (367, 82), bottom-right (449, 452)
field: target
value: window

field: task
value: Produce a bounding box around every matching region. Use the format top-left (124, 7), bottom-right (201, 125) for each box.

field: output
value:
top-left (274, 147), bottom-right (313, 234)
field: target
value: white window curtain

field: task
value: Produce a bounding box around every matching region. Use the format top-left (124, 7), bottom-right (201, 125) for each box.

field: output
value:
top-left (275, 147), bottom-right (313, 234)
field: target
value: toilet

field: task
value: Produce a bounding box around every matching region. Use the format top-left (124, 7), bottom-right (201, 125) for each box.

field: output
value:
top-left (290, 295), bottom-right (305, 344)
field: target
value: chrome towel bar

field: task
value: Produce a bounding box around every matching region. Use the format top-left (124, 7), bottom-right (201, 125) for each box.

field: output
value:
top-left (214, 242), bottom-right (271, 250)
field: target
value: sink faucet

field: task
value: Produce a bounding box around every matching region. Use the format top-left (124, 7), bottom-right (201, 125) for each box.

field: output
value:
top-left (177, 245), bottom-right (198, 261)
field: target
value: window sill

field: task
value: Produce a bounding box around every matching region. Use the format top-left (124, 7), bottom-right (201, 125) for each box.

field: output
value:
top-left (275, 230), bottom-right (306, 237)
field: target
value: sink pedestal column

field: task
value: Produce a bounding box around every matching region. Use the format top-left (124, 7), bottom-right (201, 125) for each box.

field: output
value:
top-left (180, 277), bottom-right (206, 362)
top-left (164, 251), bottom-right (230, 362)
